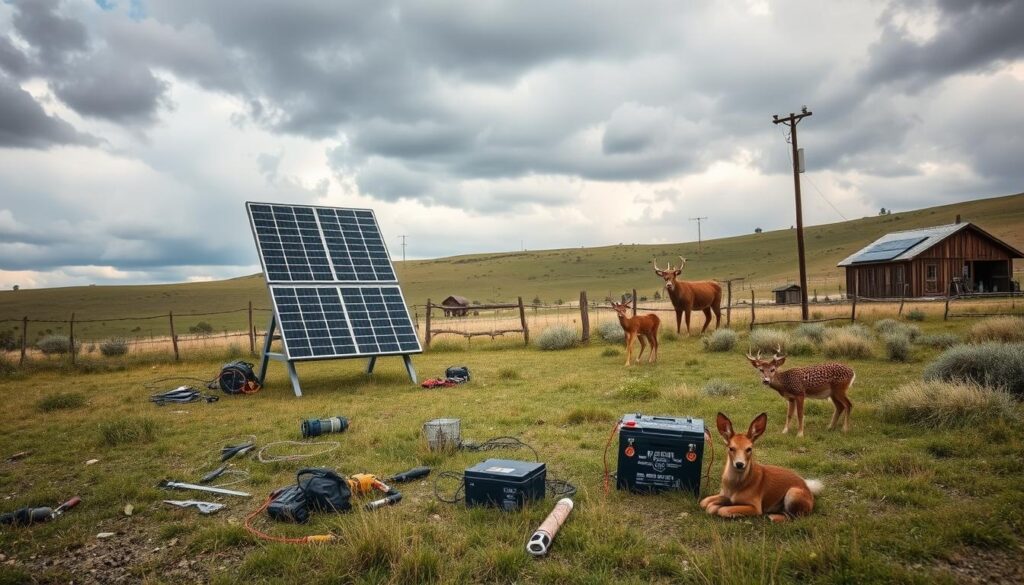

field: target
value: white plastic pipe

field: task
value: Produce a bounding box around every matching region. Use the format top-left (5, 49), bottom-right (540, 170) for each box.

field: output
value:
top-left (526, 498), bottom-right (574, 556)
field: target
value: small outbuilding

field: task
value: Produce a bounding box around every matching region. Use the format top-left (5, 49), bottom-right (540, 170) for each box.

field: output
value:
top-left (773, 284), bottom-right (802, 305)
top-left (837, 219), bottom-right (1023, 298)
top-left (441, 295), bottom-right (470, 317)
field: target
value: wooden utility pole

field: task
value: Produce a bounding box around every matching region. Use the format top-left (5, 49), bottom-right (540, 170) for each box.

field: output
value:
top-left (398, 235), bottom-right (408, 263)
top-left (690, 217), bottom-right (708, 254)
top-left (772, 107), bottom-right (812, 321)
top-left (579, 291), bottom-right (590, 343)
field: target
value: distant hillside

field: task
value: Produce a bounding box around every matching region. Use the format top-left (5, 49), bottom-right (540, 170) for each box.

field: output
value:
top-left (2, 192), bottom-right (1023, 338)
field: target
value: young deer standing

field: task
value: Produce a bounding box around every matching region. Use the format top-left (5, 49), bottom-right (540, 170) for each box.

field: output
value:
top-left (652, 257), bottom-right (722, 335)
top-left (746, 348), bottom-right (855, 437)
top-left (610, 301), bottom-right (660, 366)
top-left (700, 412), bottom-right (823, 522)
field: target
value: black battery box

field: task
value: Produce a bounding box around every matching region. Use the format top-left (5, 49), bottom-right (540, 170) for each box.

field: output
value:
top-left (616, 413), bottom-right (705, 495)
top-left (464, 459), bottom-right (546, 511)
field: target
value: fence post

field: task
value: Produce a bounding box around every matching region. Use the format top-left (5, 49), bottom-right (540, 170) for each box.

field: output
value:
top-left (851, 294), bottom-right (857, 322)
top-left (898, 285), bottom-right (906, 317)
top-left (518, 296), bottom-right (529, 346)
top-left (749, 290), bottom-right (756, 331)
top-left (726, 280), bottom-right (733, 327)
top-left (69, 312), bottom-right (75, 366)
top-left (944, 293), bottom-right (951, 321)
top-left (632, 288), bottom-right (637, 317)
top-left (248, 301), bottom-right (255, 355)
top-left (20, 316), bottom-right (27, 366)
top-left (169, 311), bottom-right (180, 361)
top-left (425, 299), bottom-right (432, 348)
top-left (579, 291), bottom-right (590, 343)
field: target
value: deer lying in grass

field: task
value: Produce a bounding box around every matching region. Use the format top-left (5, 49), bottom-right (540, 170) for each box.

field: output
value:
top-left (652, 257), bottom-right (722, 335)
top-left (610, 301), bottom-right (660, 366)
top-left (746, 348), bottom-right (855, 437)
top-left (700, 412), bottom-right (823, 522)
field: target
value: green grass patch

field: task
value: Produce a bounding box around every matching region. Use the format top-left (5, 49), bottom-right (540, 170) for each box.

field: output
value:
top-left (601, 347), bottom-right (621, 357)
top-left (36, 391), bottom-right (86, 412)
top-left (564, 406), bottom-right (615, 424)
top-left (615, 376), bottom-right (660, 400)
top-left (98, 416), bottom-right (157, 446)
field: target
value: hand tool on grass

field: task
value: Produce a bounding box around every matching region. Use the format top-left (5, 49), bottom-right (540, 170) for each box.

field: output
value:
top-left (158, 480), bottom-right (250, 497)
top-left (0, 497), bottom-right (81, 526)
top-left (163, 500), bottom-right (225, 515)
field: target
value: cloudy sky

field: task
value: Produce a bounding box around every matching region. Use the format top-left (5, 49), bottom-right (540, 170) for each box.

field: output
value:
top-left (1, 0), bottom-right (1022, 288)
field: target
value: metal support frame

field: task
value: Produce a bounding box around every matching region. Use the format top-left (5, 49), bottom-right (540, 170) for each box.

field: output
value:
top-left (258, 314), bottom-right (418, 398)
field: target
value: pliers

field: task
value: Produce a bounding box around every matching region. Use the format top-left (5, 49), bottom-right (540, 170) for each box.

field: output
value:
top-left (163, 500), bottom-right (225, 515)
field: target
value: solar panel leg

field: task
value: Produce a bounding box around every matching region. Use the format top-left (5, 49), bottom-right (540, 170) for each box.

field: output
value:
top-left (257, 314), bottom-right (277, 383)
top-left (402, 355), bottom-right (417, 384)
top-left (285, 360), bottom-right (302, 397)
top-left (365, 356), bottom-right (377, 375)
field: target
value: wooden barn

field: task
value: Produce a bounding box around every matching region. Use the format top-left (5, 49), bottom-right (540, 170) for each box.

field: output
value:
top-left (837, 220), bottom-right (1023, 298)
top-left (773, 284), bottom-right (802, 305)
top-left (440, 295), bottom-right (470, 317)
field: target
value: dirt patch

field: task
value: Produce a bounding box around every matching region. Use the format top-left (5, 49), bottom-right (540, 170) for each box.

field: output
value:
top-left (939, 546), bottom-right (1024, 584)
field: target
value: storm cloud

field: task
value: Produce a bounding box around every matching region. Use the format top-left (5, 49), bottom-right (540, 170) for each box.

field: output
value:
top-left (0, 0), bottom-right (1022, 288)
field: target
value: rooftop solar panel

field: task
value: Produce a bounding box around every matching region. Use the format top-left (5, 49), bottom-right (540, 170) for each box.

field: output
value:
top-left (849, 236), bottom-right (927, 264)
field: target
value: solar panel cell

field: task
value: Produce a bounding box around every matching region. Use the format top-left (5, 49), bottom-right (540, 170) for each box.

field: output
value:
top-left (850, 236), bottom-right (927, 264)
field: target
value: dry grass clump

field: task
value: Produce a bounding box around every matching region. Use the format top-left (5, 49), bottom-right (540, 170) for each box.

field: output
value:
top-left (968, 316), bottom-right (1024, 343)
top-left (747, 328), bottom-right (791, 354)
top-left (822, 328), bottom-right (873, 359)
top-left (880, 380), bottom-right (1019, 428)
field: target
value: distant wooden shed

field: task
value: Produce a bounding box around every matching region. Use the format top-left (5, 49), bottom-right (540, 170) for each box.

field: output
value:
top-left (441, 295), bottom-right (470, 317)
top-left (837, 220), bottom-right (1023, 298)
top-left (773, 284), bottom-right (802, 305)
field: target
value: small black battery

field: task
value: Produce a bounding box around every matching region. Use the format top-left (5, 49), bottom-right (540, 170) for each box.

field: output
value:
top-left (464, 459), bottom-right (546, 511)
top-left (616, 413), bottom-right (705, 495)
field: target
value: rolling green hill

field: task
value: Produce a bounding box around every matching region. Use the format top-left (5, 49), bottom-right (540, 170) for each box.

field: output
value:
top-left (2, 192), bottom-right (1023, 339)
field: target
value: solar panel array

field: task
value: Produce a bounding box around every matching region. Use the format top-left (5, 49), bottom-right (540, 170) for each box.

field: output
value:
top-left (247, 202), bottom-right (421, 361)
top-left (849, 236), bottom-right (927, 264)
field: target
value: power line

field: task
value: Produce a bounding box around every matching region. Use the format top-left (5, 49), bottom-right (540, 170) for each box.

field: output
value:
top-left (772, 107), bottom-right (812, 321)
top-left (779, 125), bottom-right (847, 221)
top-left (398, 235), bottom-right (407, 263)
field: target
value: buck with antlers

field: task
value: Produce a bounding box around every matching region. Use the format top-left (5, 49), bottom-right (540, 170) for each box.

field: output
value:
top-left (746, 347), bottom-right (855, 438)
top-left (610, 301), bottom-right (660, 366)
top-left (652, 257), bottom-right (722, 335)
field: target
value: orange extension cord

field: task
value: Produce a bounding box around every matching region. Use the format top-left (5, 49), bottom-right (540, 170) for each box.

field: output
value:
top-left (244, 496), bottom-right (335, 545)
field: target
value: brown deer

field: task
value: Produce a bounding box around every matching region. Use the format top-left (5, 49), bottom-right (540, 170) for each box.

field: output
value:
top-left (610, 301), bottom-right (660, 366)
top-left (746, 348), bottom-right (855, 437)
top-left (700, 412), bottom-right (823, 522)
top-left (653, 257), bottom-right (722, 335)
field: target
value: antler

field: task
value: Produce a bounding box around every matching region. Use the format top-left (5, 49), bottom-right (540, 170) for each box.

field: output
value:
top-left (746, 348), bottom-right (762, 361)
top-left (652, 257), bottom-right (662, 272)
top-left (773, 345), bottom-right (785, 361)
top-left (678, 256), bottom-right (687, 271)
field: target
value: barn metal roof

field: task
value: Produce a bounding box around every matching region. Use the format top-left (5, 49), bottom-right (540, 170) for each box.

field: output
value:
top-left (772, 283), bottom-right (801, 292)
top-left (836, 222), bottom-right (1023, 267)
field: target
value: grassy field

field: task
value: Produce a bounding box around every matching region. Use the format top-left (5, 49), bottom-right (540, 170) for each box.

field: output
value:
top-left (1, 316), bottom-right (1022, 584)
top-left (2, 192), bottom-right (1023, 341)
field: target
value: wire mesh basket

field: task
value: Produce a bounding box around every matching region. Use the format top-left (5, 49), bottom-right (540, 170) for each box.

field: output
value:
top-left (423, 418), bottom-right (462, 451)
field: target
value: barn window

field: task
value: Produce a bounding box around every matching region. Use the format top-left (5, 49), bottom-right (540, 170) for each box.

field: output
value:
top-left (926, 264), bottom-right (937, 281)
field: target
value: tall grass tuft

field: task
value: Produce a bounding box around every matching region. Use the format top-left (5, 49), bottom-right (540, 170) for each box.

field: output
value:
top-left (924, 343), bottom-right (1024, 397)
top-left (98, 417), bottom-right (157, 446)
top-left (917, 333), bottom-right (960, 349)
top-left (497, 367), bottom-right (520, 380)
top-left (795, 322), bottom-right (826, 343)
top-left (36, 392), bottom-right (86, 412)
top-left (601, 347), bottom-right (621, 357)
top-left (787, 337), bottom-right (815, 356)
top-left (883, 333), bottom-right (913, 362)
top-left (702, 328), bottom-right (738, 352)
top-left (747, 328), bottom-right (791, 354)
top-left (564, 407), bottom-right (615, 424)
top-left (100, 337), bottom-right (129, 357)
top-left (880, 380), bottom-right (1019, 428)
top-left (535, 325), bottom-right (577, 350)
top-left (0, 354), bottom-right (14, 376)
top-left (874, 319), bottom-right (921, 341)
top-left (427, 338), bottom-right (466, 353)
top-left (615, 376), bottom-right (660, 401)
top-left (596, 321), bottom-right (625, 343)
top-left (969, 316), bottom-right (1024, 343)
top-left (822, 328), bottom-right (873, 359)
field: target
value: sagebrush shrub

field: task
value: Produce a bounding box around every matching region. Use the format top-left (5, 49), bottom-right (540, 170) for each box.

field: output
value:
top-left (843, 323), bottom-right (873, 339)
top-left (969, 316), bottom-right (1024, 343)
top-left (916, 333), bottom-right (960, 349)
top-left (924, 343), bottom-right (1024, 398)
top-left (874, 319), bottom-right (921, 341)
top-left (906, 308), bottom-right (926, 322)
top-left (596, 321), bottom-right (625, 343)
top-left (747, 328), bottom-right (791, 354)
top-left (787, 337), bottom-right (815, 356)
top-left (36, 335), bottom-right (79, 356)
top-left (822, 329), bottom-right (873, 359)
top-left (535, 325), bottom-right (577, 351)
top-left (100, 337), bottom-right (129, 357)
top-left (702, 329), bottom-right (738, 352)
top-left (795, 323), bottom-right (826, 344)
top-left (880, 380), bottom-right (1018, 428)
top-left (702, 379), bottom-right (737, 397)
top-left (884, 333), bottom-right (913, 362)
